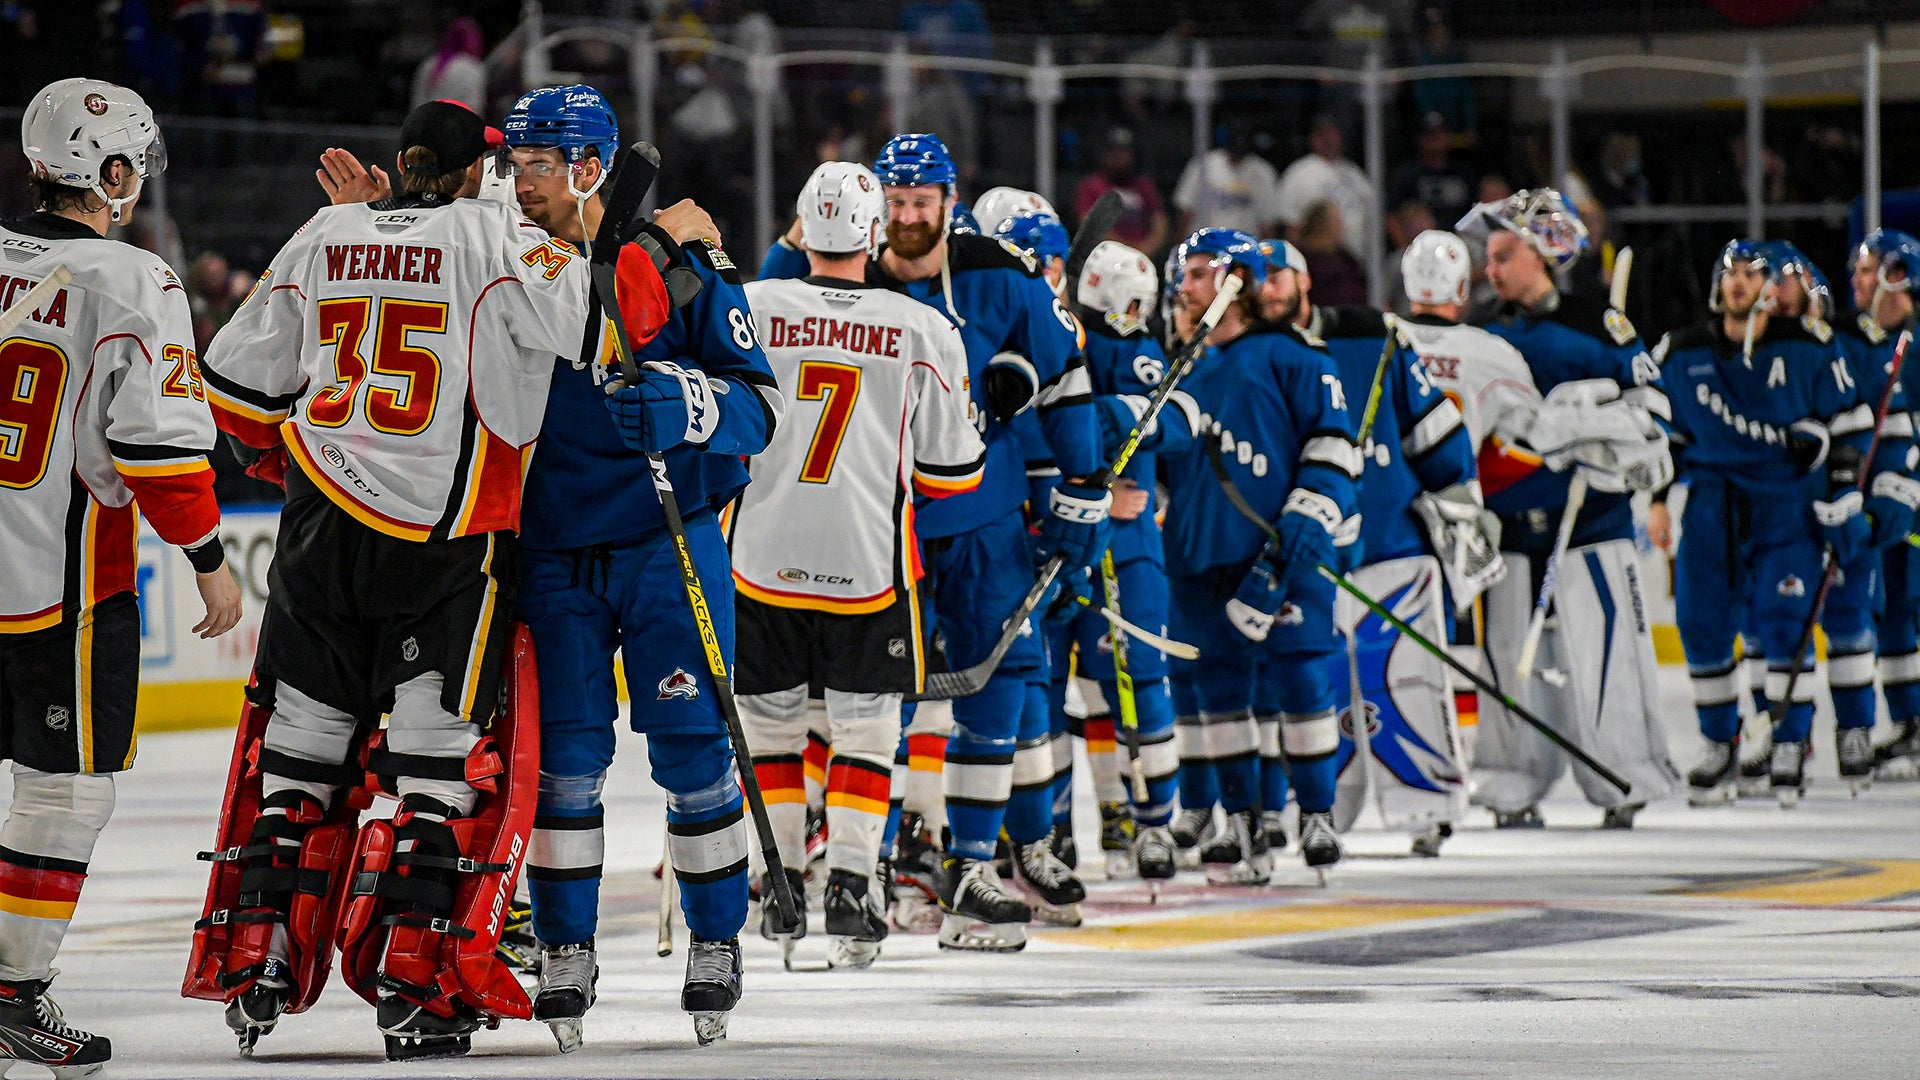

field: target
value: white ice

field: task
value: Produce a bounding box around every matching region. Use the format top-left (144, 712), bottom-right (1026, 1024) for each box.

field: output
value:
top-left (39, 668), bottom-right (1920, 1079)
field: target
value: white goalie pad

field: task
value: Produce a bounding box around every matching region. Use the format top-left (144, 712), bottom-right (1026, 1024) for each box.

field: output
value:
top-left (1331, 556), bottom-right (1468, 834)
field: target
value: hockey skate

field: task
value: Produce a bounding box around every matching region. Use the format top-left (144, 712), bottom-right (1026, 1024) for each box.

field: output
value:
top-left (376, 992), bottom-right (479, 1061)
top-left (758, 867), bottom-right (808, 970)
top-left (1410, 821), bottom-right (1452, 857)
top-left (1261, 809), bottom-right (1290, 853)
top-left (1492, 805), bottom-right (1545, 829)
top-left (1169, 806), bottom-right (1216, 869)
top-left (1737, 728), bottom-right (1773, 797)
top-left (1874, 718), bottom-right (1920, 780)
top-left (1299, 811), bottom-right (1343, 886)
top-left (0, 976), bottom-right (109, 1079)
top-left (890, 816), bottom-right (945, 934)
top-left (533, 939), bottom-right (597, 1053)
top-left (1837, 727), bottom-right (1875, 796)
top-left (222, 956), bottom-right (291, 1056)
top-left (1099, 801), bottom-right (1136, 878)
top-left (494, 900), bottom-right (540, 975)
top-left (1049, 821), bottom-right (1079, 871)
top-left (1771, 739), bottom-right (1810, 808)
top-left (1600, 804), bottom-right (1643, 830)
top-left (1133, 825), bottom-right (1177, 902)
top-left (1200, 809), bottom-right (1271, 886)
top-left (1011, 838), bottom-right (1087, 926)
top-left (936, 857), bottom-right (1031, 952)
top-left (1688, 739), bottom-right (1740, 806)
top-left (682, 936), bottom-right (742, 1046)
top-left (823, 869), bottom-right (889, 970)
top-left (803, 807), bottom-right (830, 902)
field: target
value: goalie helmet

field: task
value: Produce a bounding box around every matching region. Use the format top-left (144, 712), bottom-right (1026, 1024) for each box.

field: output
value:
top-left (972, 186), bottom-right (1057, 237)
top-left (1401, 229), bottom-right (1473, 307)
top-left (1849, 228), bottom-right (1920, 297)
top-left (796, 161), bottom-right (886, 255)
top-left (994, 209), bottom-right (1069, 263)
top-left (1077, 240), bottom-right (1158, 337)
top-left (1456, 188), bottom-right (1588, 272)
top-left (873, 133), bottom-right (957, 193)
top-left (1708, 238), bottom-right (1777, 314)
top-left (22, 78), bottom-right (166, 223)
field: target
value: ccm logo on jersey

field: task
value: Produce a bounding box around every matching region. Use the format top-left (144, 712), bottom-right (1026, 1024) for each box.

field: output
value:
top-left (658, 670), bottom-right (700, 700)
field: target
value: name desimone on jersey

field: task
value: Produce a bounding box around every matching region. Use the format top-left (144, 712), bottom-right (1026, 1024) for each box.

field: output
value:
top-left (764, 314), bottom-right (906, 357)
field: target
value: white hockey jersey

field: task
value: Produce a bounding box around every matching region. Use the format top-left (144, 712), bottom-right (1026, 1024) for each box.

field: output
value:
top-left (729, 277), bottom-right (984, 613)
top-left (1398, 315), bottom-right (1546, 495)
top-left (202, 196), bottom-right (593, 541)
top-left (0, 214), bottom-right (221, 632)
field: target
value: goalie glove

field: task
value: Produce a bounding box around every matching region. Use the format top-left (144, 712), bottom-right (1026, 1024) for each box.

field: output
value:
top-left (1524, 378), bottom-right (1671, 492)
top-left (1412, 481), bottom-right (1506, 609)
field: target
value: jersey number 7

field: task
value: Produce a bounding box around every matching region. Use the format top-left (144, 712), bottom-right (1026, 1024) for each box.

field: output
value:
top-left (797, 360), bottom-right (860, 484)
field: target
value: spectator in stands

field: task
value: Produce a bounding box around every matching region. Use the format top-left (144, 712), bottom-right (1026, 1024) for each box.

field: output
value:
top-left (1296, 200), bottom-right (1367, 306)
top-left (912, 61), bottom-right (979, 187)
top-left (411, 16), bottom-right (486, 110)
top-left (1276, 113), bottom-right (1374, 259)
top-left (186, 251), bottom-right (251, 355)
top-left (1121, 13), bottom-right (1193, 123)
top-left (1589, 131), bottom-right (1651, 209)
top-left (175, 0), bottom-right (268, 117)
top-left (1075, 127), bottom-right (1169, 255)
top-left (1173, 124), bottom-right (1282, 239)
top-left (900, 0), bottom-right (992, 95)
top-left (1411, 6), bottom-right (1474, 139)
top-left (1388, 111), bottom-right (1474, 230)
top-left (1383, 198), bottom-right (1437, 315)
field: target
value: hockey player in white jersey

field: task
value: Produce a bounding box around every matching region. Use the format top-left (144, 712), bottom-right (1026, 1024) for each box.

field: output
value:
top-left (189, 100), bottom-right (682, 1059)
top-left (734, 162), bottom-right (984, 969)
top-left (0, 77), bottom-right (242, 1077)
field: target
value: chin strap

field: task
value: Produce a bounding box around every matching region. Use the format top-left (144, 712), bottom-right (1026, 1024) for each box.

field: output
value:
top-left (570, 162), bottom-right (608, 257)
top-left (95, 172), bottom-right (144, 224)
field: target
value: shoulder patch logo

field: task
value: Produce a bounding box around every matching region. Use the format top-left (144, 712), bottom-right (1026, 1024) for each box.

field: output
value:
top-left (1858, 313), bottom-right (1889, 344)
top-left (701, 242), bottom-right (736, 272)
top-left (657, 669), bottom-right (701, 700)
top-left (1604, 308), bottom-right (1636, 346)
top-left (1801, 315), bottom-right (1833, 343)
top-left (996, 238), bottom-right (1038, 274)
top-left (146, 262), bottom-right (182, 293)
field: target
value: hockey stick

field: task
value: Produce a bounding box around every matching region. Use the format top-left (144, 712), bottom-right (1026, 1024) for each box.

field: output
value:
top-left (1514, 471), bottom-right (1588, 681)
top-left (1354, 315), bottom-right (1402, 448)
top-left (917, 274), bottom-right (1244, 700)
top-left (587, 143), bottom-right (801, 935)
top-left (1609, 246), bottom-right (1634, 313)
top-left (0, 265), bottom-right (71, 336)
top-left (1075, 596), bottom-right (1200, 660)
top-left (657, 820), bottom-right (677, 956)
top-left (1202, 437), bottom-right (1633, 794)
top-left (1100, 551), bottom-right (1150, 802)
top-left (1768, 328), bottom-right (1913, 733)
top-left (1065, 190), bottom-right (1125, 291)
top-left (1340, 617), bottom-right (1380, 828)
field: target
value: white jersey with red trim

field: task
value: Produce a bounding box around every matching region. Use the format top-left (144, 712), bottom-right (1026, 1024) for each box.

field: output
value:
top-left (729, 276), bottom-right (984, 613)
top-left (202, 196), bottom-right (592, 541)
top-left (0, 213), bottom-right (221, 632)
top-left (1398, 315), bottom-right (1546, 494)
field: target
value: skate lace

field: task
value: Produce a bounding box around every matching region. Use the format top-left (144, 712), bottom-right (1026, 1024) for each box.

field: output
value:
top-left (28, 991), bottom-right (85, 1042)
top-left (1137, 827), bottom-right (1175, 858)
top-left (1017, 843), bottom-right (1070, 888)
top-left (965, 861), bottom-right (1022, 904)
top-left (541, 943), bottom-right (595, 994)
top-left (686, 941), bottom-right (738, 987)
top-left (1300, 813), bottom-right (1335, 846)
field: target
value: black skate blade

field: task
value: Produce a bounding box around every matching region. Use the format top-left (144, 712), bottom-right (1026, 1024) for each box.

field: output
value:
top-left (384, 1033), bottom-right (472, 1061)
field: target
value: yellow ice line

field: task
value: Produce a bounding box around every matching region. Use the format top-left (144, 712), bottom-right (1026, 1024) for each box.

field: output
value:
top-left (1045, 901), bottom-right (1495, 951)
top-left (1668, 860), bottom-right (1920, 906)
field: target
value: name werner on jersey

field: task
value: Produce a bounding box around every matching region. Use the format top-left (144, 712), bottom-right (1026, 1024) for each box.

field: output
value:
top-left (764, 315), bottom-right (903, 358)
top-left (323, 243), bottom-right (445, 284)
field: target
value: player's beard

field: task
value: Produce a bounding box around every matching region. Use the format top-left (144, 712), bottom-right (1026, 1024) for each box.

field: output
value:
top-left (887, 220), bottom-right (941, 260)
top-left (1724, 292), bottom-right (1757, 321)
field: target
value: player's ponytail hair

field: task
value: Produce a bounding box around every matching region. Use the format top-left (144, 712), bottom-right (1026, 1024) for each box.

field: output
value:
top-left (400, 146), bottom-right (469, 197)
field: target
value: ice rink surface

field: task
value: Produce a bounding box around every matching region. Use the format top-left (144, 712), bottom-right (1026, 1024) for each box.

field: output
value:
top-left (46, 668), bottom-right (1920, 1080)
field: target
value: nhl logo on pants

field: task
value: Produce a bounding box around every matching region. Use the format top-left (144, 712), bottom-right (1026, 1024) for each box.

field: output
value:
top-left (44, 705), bottom-right (69, 731)
top-left (658, 669), bottom-right (700, 700)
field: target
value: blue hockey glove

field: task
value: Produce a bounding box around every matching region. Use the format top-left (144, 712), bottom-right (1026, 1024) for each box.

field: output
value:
top-left (1869, 473), bottom-right (1920, 550)
top-left (1035, 480), bottom-right (1112, 571)
top-left (1813, 490), bottom-right (1869, 564)
top-left (1273, 488), bottom-right (1341, 590)
top-left (1225, 547), bottom-right (1286, 642)
top-left (604, 360), bottom-right (718, 454)
top-left (1042, 566), bottom-right (1094, 626)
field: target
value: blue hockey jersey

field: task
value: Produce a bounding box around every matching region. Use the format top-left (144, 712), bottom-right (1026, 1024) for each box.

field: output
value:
top-left (1657, 314), bottom-right (1872, 494)
top-left (1163, 322), bottom-right (1360, 573)
top-left (521, 231), bottom-right (782, 551)
top-left (1307, 305), bottom-right (1476, 564)
top-left (1478, 291), bottom-right (1668, 550)
top-left (757, 232), bottom-right (1100, 539)
top-left (1836, 312), bottom-right (1917, 478)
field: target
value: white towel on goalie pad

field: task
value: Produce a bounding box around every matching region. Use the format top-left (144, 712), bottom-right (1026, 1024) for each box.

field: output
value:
top-left (1331, 556), bottom-right (1469, 834)
top-left (1470, 537), bottom-right (1680, 811)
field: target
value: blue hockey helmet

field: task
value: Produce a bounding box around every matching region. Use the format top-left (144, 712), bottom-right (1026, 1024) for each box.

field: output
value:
top-left (873, 132), bottom-right (957, 193)
top-left (1762, 240), bottom-right (1831, 320)
top-left (949, 199), bottom-right (980, 235)
top-left (1850, 228), bottom-right (1920, 298)
top-left (501, 84), bottom-right (620, 164)
top-left (994, 209), bottom-right (1070, 263)
top-left (1178, 227), bottom-right (1267, 286)
top-left (1709, 238), bottom-right (1777, 314)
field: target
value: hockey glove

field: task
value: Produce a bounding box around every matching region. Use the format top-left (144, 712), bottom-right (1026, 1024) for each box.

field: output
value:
top-left (1273, 488), bottom-right (1341, 591)
top-left (1868, 472), bottom-right (1920, 549)
top-left (1226, 547), bottom-right (1286, 642)
top-left (1042, 566), bottom-right (1094, 626)
top-left (604, 360), bottom-right (719, 454)
top-left (983, 352), bottom-right (1040, 423)
top-left (1813, 490), bottom-right (1869, 564)
top-left (1035, 479), bottom-right (1113, 571)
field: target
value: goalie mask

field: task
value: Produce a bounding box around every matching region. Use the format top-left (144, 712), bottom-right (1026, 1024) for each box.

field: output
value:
top-left (22, 78), bottom-right (167, 224)
top-left (1456, 188), bottom-right (1588, 272)
top-left (796, 161), bottom-right (886, 256)
top-left (1076, 240), bottom-right (1158, 337)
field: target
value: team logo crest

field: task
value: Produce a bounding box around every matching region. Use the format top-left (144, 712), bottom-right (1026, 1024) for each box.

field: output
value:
top-left (1278, 602), bottom-right (1305, 626)
top-left (401, 637), bottom-right (419, 662)
top-left (83, 93), bottom-right (109, 116)
top-left (1604, 308), bottom-right (1637, 345)
top-left (658, 669), bottom-right (700, 700)
top-left (1778, 575), bottom-right (1806, 598)
top-left (44, 705), bottom-right (69, 731)
top-left (1338, 698), bottom-right (1381, 739)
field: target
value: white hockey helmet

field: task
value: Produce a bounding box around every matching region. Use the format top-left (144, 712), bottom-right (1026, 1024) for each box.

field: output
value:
top-left (22, 78), bottom-right (166, 223)
top-left (796, 161), bottom-right (886, 256)
top-left (1076, 240), bottom-right (1158, 336)
top-left (1401, 229), bottom-right (1472, 307)
top-left (972, 186), bottom-right (1057, 237)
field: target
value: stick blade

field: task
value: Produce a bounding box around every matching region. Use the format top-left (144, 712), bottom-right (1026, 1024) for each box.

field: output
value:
top-left (1064, 190), bottom-right (1125, 291)
top-left (592, 144), bottom-right (662, 261)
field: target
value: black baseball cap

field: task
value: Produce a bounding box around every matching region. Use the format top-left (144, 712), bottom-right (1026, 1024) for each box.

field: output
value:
top-left (399, 99), bottom-right (491, 177)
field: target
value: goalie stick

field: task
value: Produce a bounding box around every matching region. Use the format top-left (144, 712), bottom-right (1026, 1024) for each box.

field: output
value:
top-left (587, 143), bottom-right (801, 936)
top-left (1202, 437), bottom-right (1633, 794)
top-left (916, 274), bottom-right (1245, 700)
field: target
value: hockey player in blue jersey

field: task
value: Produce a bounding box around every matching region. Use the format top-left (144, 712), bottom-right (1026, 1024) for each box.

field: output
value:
top-left (1268, 233), bottom-right (1486, 856)
top-left (760, 136), bottom-right (1106, 951)
top-left (1657, 240), bottom-right (1882, 806)
top-left (1159, 228), bottom-right (1361, 885)
top-left (1456, 188), bottom-right (1678, 828)
top-left (495, 86), bottom-right (785, 1048)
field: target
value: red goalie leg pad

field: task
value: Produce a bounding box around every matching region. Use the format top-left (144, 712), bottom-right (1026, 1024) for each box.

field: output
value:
top-left (184, 680), bottom-right (364, 1014)
top-left (337, 624), bottom-right (538, 1023)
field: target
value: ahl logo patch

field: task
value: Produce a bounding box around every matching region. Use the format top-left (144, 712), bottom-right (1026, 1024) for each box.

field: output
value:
top-left (658, 669), bottom-right (700, 700)
top-left (44, 705), bottom-right (69, 731)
